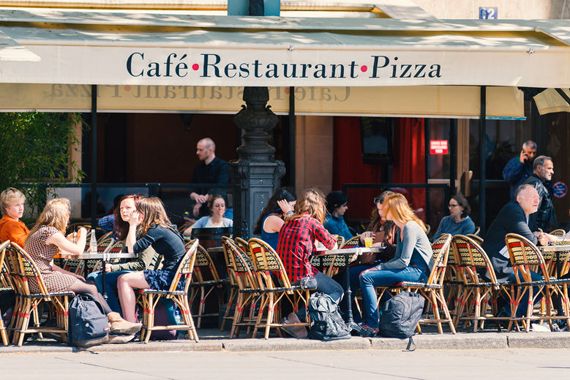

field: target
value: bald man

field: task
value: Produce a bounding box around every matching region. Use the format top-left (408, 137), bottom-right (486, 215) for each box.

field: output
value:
top-left (190, 138), bottom-right (230, 217)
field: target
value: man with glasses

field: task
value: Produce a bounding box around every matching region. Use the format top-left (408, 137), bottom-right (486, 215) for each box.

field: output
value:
top-left (503, 140), bottom-right (537, 199)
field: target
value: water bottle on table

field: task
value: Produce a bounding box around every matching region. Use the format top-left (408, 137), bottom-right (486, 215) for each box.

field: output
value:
top-left (89, 229), bottom-right (97, 253)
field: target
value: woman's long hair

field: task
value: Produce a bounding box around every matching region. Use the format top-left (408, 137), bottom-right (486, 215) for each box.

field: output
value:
top-left (383, 193), bottom-right (427, 232)
top-left (136, 197), bottom-right (172, 235)
top-left (29, 198), bottom-right (71, 236)
top-left (113, 194), bottom-right (144, 240)
top-left (292, 188), bottom-right (327, 224)
top-left (254, 188), bottom-right (296, 234)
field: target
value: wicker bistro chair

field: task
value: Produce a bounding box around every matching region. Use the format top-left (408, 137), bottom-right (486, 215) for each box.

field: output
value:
top-left (224, 239), bottom-right (262, 337)
top-left (467, 234), bottom-right (484, 245)
top-left (0, 241), bottom-right (11, 346)
top-left (188, 243), bottom-right (226, 328)
top-left (505, 233), bottom-right (570, 332)
top-left (376, 234), bottom-right (456, 334)
top-left (234, 237), bottom-right (250, 257)
top-left (452, 235), bottom-right (514, 332)
top-left (220, 237), bottom-right (239, 331)
top-left (6, 243), bottom-right (73, 346)
top-left (139, 240), bottom-right (199, 344)
top-left (444, 236), bottom-right (463, 322)
top-left (248, 238), bottom-right (311, 339)
top-left (549, 229), bottom-right (566, 238)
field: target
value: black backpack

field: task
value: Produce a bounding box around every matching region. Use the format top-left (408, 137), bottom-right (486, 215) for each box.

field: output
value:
top-left (379, 291), bottom-right (424, 340)
top-left (68, 294), bottom-right (110, 348)
top-left (307, 293), bottom-right (351, 341)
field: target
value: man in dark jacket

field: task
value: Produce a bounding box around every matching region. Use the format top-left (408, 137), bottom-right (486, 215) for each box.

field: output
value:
top-left (483, 184), bottom-right (549, 281)
top-left (502, 140), bottom-right (537, 199)
top-left (523, 155), bottom-right (557, 232)
top-left (190, 137), bottom-right (230, 217)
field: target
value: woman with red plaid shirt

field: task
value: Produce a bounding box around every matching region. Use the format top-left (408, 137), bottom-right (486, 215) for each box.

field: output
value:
top-left (277, 188), bottom-right (344, 325)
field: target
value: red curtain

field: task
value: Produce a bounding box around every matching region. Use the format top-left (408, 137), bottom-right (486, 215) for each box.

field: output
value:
top-left (332, 117), bottom-right (427, 223)
top-left (332, 117), bottom-right (381, 221)
top-left (392, 118), bottom-right (426, 218)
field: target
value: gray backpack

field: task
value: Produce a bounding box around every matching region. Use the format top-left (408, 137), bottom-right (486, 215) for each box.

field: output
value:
top-left (379, 291), bottom-right (424, 339)
top-left (68, 294), bottom-right (110, 348)
top-left (307, 293), bottom-right (351, 341)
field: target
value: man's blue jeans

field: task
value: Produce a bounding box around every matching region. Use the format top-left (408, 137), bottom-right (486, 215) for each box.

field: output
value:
top-left (505, 271), bottom-right (544, 317)
top-left (86, 270), bottom-right (130, 314)
top-left (359, 266), bottom-right (427, 328)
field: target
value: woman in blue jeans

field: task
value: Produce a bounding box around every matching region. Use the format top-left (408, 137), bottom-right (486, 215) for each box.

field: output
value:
top-left (358, 193), bottom-right (433, 336)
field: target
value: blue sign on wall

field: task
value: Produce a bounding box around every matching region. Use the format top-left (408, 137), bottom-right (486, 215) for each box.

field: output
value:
top-left (553, 181), bottom-right (568, 199)
top-left (479, 7), bottom-right (498, 20)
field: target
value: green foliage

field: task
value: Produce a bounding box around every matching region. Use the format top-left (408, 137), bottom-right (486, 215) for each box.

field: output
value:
top-left (0, 112), bottom-right (83, 215)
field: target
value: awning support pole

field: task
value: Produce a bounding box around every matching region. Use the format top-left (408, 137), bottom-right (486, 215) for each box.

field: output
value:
top-left (450, 118), bottom-right (457, 196)
top-left (424, 118), bottom-right (430, 224)
top-left (288, 86), bottom-right (296, 188)
top-left (90, 84), bottom-right (98, 229)
top-left (478, 86), bottom-right (487, 235)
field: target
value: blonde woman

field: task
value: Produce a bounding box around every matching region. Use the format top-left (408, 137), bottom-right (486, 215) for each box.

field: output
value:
top-left (358, 193), bottom-right (433, 336)
top-left (277, 188), bottom-right (343, 336)
top-left (0, 187), bottom-right (30, 247)
top-left (25, 198), bottom-right (141, 337)
top-left (117, 197), bottom-right (186, 323)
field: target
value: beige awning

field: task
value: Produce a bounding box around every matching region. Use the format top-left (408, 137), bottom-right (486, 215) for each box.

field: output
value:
top-left (0, 11), bottom-right (568, 88)
top-left (0, 83), bottom-right (524, 118)
top-left (534, 88), bottom-right (570, 115)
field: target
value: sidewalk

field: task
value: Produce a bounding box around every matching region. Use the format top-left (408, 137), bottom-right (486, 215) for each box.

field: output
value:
top-left (3, 329), bottom-right (570, 354)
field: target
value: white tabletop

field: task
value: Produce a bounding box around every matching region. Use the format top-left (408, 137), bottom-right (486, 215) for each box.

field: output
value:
top-left (56, 252), bottom-right (137, 260)
top-left (315, 247), bottom-right (383, 256)
top-left (540, 244), bottom-right (570, 252)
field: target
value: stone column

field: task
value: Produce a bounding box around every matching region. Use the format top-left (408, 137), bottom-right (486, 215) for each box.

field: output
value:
top-left (231, 87), bottom-right (285, 237)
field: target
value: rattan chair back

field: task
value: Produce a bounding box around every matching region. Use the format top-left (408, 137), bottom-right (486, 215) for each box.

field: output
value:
top-left (426, 234), bottom-right (452, 286)
top-left (505, 233), bottom-right (549, 283)
top-left (341, 235), bottom-right (360, 248)
top-left (192, 244), bottom-right (221, 284)
top-left (0, 241), bottom-right (11, 288)
top-left (167, 239), bottom-right (198, 294)
top-left (550, 229), bottom-right (566, 237)
top-left (248, 238), bottom-right (293, 290)
top-left (6, 243), bottom-right (51, 296)
top-left (452, 235), bottom-right (499, 285)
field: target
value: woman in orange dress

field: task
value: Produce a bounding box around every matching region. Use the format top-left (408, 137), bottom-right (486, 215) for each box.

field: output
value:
top-left (0, 187), bottom-right (30, 247)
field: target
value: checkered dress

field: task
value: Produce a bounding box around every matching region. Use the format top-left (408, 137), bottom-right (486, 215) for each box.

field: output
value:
top-left (25, 226), bottom-right (79, 293)
top-left (276, 215), bottom-right (336, 282)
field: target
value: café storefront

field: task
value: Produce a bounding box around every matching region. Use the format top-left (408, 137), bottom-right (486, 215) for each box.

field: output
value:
top-left (0, 8), bottom-right (569, 233)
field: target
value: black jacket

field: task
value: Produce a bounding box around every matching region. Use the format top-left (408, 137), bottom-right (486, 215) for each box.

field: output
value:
top-left (482, 201), bottom-right (537, 280)
top-left (524, 175), bottom-right (557, 231)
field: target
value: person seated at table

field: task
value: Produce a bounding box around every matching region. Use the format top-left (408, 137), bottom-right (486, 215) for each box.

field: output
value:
top-left (358, 193), bottom-right (433, 337)
top-left (87, 194), bottom-right (160, 314)
top-left (483, 184), bottom-right (557, 317)
top-left (277, 188), bottom-right (343, 337)
top-left (323, 191), bottom-right (352, 241)
top-left (431, 192), bottom-right (475, 241)
top-left (97, 194), bottom-right (124, 233)
top-left (253, 188), bottom-right (296, 249)
top-left (183, 194), bottom-right (233, 237)
top-left (0, 187), bottom-right (30, 247)
top-left (25, 198), bottom-right (141, 338)
top-left (116, 197), bottom-right (187, 324)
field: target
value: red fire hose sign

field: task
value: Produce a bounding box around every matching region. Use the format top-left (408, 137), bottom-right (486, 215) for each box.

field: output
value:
top-left (430, 140), bottom-right (448, 155)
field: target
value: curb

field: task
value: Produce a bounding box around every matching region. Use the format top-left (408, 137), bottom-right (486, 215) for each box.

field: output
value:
top-left (3, 332), bottom-right (570, 354)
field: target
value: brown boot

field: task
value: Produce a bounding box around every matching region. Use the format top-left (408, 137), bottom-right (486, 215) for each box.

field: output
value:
top-left (107, 312), bottom-right (142, 336)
